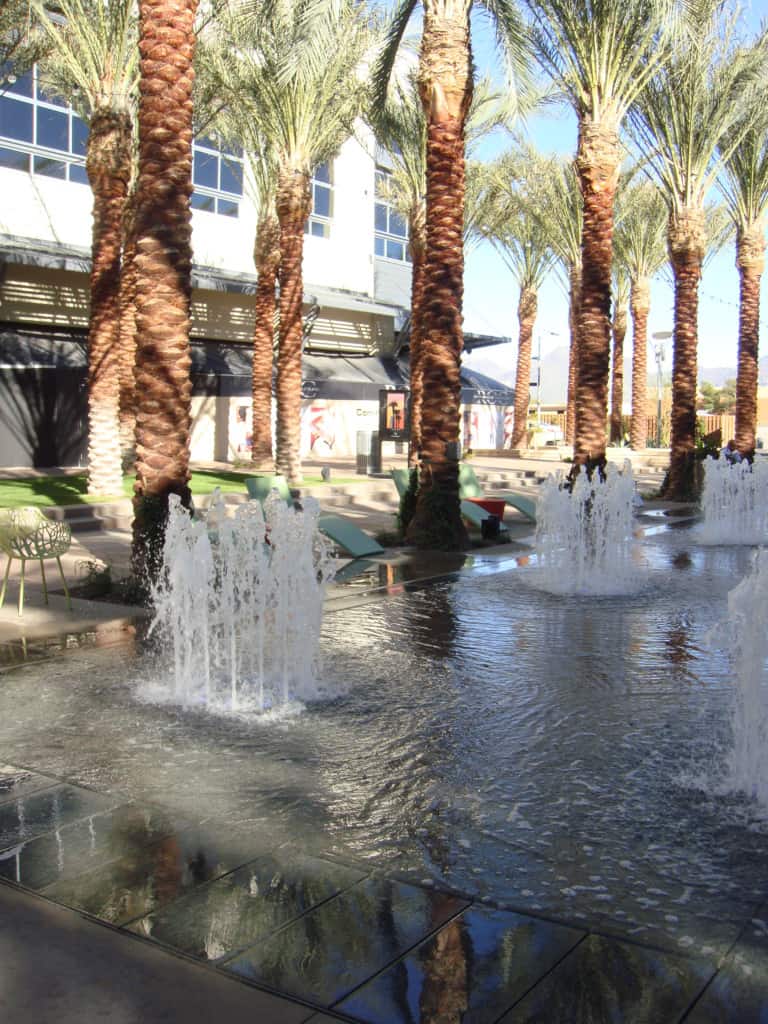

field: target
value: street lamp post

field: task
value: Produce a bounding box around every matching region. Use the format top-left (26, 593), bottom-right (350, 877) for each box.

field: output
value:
top-left (651, 331), bottom-right (672, 448)
top-left (530, 331), bottom-right (561, 429)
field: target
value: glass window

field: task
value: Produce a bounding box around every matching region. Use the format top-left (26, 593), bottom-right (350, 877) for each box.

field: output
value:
top-left (218, 198), bottom-right (239, 217)
top-left (389, 210), bottom-right (407, 238)
top-left (191, 192), bottom-right (215, 212)
top-left (191, 137), bottom-right (244, 217)
top-left (37, 106), bottom-right (69, 151)
top-left (69, 162), bottom-right (89, 185)
top-left (305, 161), bottom-right (333, 237)
top-left (193, 149), bottom-right (217, 189)
top-left (72, 116), bottom-right (88, 156)
top-left (220, 159), bottom-right (242, 196)
top-left (0, 66), bottom-right (88, 183)
top-left (314, 182), bottom-right (331, 218)
top-left (386, 238), bottom-right (404, 261)
top-left (0, 95), bottom-right (33, 142)
top-left (36, 77), bottom-right (66, 107)
top-left (4, 68), bottom-right (33, 97)
top-left (0, 146), bottom-right (29, 171)
top-left (34, 154), bottom-right (67, 178)
top-left (374, 165), bottom-right (410, 263)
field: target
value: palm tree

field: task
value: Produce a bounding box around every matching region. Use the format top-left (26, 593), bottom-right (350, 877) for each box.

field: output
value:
top-left (371, 74), bottom-right (505, 464)
top-left (32, 0), bottom-right (139, 496)
top-left (477, 147), bottom-right (555, 450)
top-left (630, 3), bottom-right (768, 497)
top-left (131, 0), bottom-right (198, 582)
top-left (370, 73), bottom-right (428, 465)
top-left (609, 266), bottom-right (629, 444)
top-left (376, 0), bottom-right (527, 549)
top-left (612, 181), bottom-right (668, 450)
top-left (524, 0), bottom-right (673, 472)
top-left (197, 33), bottom-right (282, 469)
top-left (1, 1), bottom-right (47, 91)
top-left (226, 0), bottom-right (371, 486)
top-left (533, 159), bottom-right (582, 446)
top-left (718, 112), bottom-right (768, 456)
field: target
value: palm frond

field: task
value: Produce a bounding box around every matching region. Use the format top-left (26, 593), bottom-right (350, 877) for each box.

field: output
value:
top-left (30, 0), bottom-right (139, 118)
top-left (629, 2), bottom-right (768, 212)
top-left (524, 0), bottom-right (676, 124)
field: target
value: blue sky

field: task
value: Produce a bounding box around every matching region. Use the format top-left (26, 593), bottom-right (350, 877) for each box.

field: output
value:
top-left (459, 2), bottom-right (766, 390)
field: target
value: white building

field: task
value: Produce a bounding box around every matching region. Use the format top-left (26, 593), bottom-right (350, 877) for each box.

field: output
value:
top-left (0, 66), bottom-right (513, 468)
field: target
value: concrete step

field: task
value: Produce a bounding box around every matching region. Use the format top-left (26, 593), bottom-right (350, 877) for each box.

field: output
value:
top-left (45, 502), bottom-right (133, 533)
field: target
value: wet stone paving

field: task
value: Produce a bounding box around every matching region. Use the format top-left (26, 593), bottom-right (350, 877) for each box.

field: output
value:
top-left (3, 528), bottom-right (768, 1021)
top-left (1, 760), bottom-right (768, 1021)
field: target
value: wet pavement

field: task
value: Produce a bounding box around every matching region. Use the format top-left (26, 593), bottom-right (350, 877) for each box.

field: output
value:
top-left (2, 758), bottom-right (766, 1021)
top-left (2, 464), bottom-right (767, 1021)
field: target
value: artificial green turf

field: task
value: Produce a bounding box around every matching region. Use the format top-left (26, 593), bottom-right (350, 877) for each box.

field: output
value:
top-left (0, 470), bottom-right (360, 508)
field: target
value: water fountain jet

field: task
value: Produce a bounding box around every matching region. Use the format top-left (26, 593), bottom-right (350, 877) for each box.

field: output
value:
top-left (698, 455), bottom-right (768, 545)
top-left (534, 460), bottom-right (639, 596)
top-left (722, 547), bottom-right (768, 807)
top-left (149, 489), bottom-right (335, 714)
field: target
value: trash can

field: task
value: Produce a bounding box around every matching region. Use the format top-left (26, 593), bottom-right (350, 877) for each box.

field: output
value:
top-left (481, 514), bottom-right (500, 540)
top-left (355, 431), bottom-right (381, 475)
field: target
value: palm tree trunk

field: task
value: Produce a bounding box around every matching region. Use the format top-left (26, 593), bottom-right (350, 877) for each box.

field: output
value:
top-left (131, 0), bottom-right (197, 584)
top-left (408, 214), bottom-right (426, 466)
top-left (511, 285), bottom-right (537, 449)
top-left (407, 0), bottom-right (471, 550)
top-left (85, 109), bottom-right (132, 496)
top-left (573, 120), bottom-right (620, 471)
top-left (609, 301), bottom-right (627, 444)
top-left (629, 276), bottom-right (650, 450)
top-left (251, 212), bottom-right (280, 468)
top-left (565, 263), bottom-right (580, 446)
top-left (274, 169), bottom-right (312, 486)
top-left (734, 223), bottom-right (764, 455)
top-left (118, 185), bottom-right (138, 469)
top-left (665, 206), bottom-right (704, 499)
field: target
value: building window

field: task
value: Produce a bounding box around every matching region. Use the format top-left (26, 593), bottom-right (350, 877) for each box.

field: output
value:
top-left (191, 136), bottom-right (244, 218)
top-left (0, 65), bottom-right (89, 183)
top-left (374, 167), bottom-right (410, 263)
top-left (305, 162), bottom-right (332, 238)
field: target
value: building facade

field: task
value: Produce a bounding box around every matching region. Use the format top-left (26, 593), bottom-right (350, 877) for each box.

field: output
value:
top-left (0, 68), bottom-right (513, 468)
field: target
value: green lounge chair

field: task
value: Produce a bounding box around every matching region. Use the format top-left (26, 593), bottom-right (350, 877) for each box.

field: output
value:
top-left (0, 507), bottom-right (72, 615)
top-left (317, 514), bottom-right (384, 557)
top-left (458, 464), bottom-right (537, 523)
top-left (244, 475), bottom-right (293, 505)
top-left (391, 467), bottom-right (411, 499)
top-left (245, 476), bottom-right (384, 558)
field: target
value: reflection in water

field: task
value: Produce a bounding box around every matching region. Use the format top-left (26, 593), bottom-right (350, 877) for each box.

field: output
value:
top-left (419, 910), bottom-right (468, 1023)
top-left (0, 528), bottom-right (766, 961)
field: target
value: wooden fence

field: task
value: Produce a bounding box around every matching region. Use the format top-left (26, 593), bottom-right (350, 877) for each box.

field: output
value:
top-left (538, 412), bottom-right (736, 448)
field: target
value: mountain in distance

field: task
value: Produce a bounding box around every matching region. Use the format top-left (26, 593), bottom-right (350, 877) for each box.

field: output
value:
top-left (537, 346), bottom-right (768, 404)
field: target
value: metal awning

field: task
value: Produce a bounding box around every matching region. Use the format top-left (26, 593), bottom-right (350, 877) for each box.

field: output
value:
top-left (0, 325), bottom-right (87, 368)
top-left (0, 235), bottom-right (405, 322)
top-left (0, 328), bottom-right (514, 404)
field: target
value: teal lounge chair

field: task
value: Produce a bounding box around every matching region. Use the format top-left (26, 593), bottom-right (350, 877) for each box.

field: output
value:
top-left (317, 514), bottom-right (384, 557)
top-left (245, 476), bottom-right (384, 558)
top-left (245, 475), bottom-right (293, 505)
top-left (458, 464), bottom-right (537, 523)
